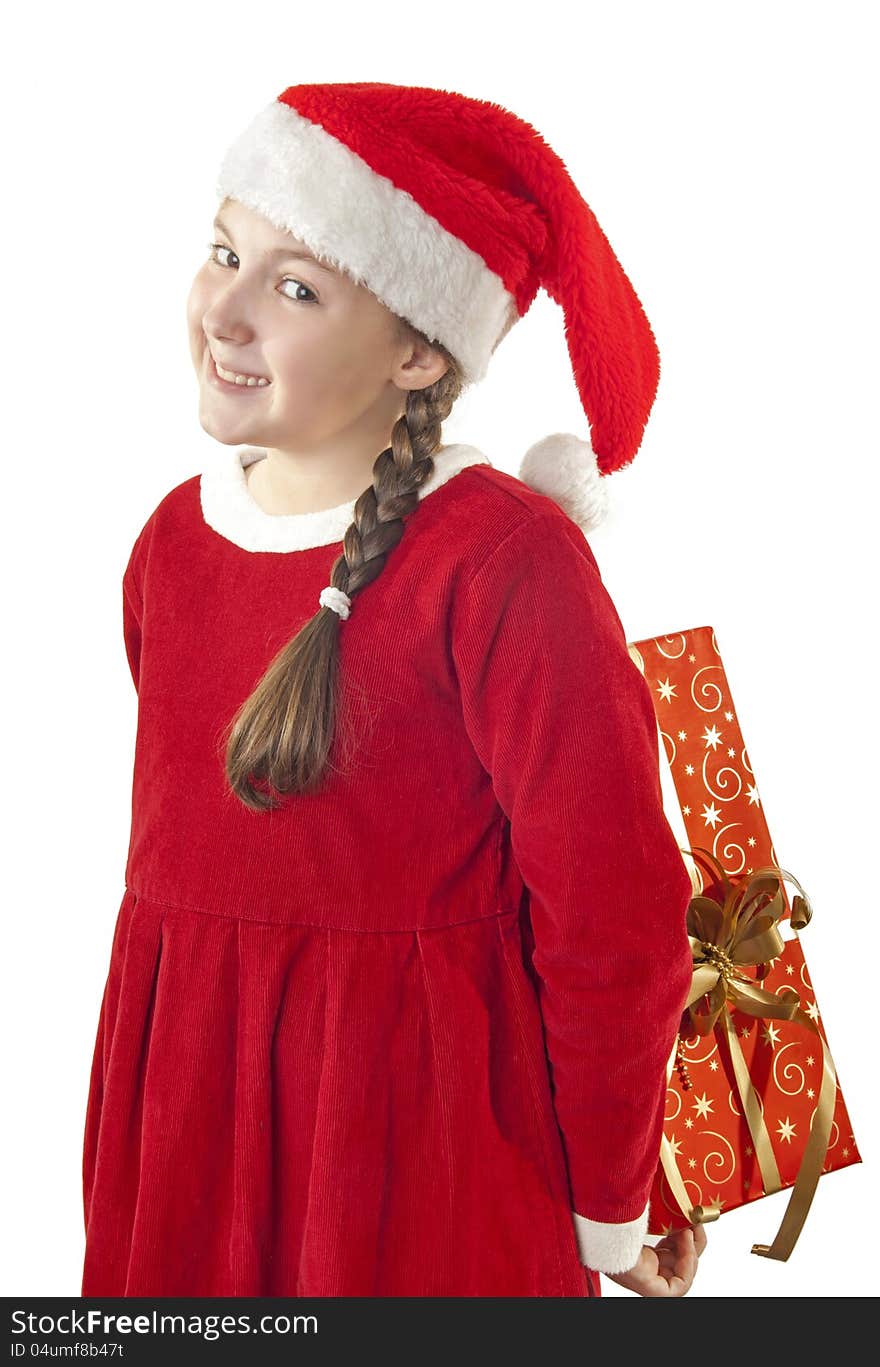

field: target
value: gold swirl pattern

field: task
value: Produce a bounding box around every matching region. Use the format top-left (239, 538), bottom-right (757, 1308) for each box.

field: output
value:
top-left (699, 1130), bottom-right (737, 1184)
top-left (710, 822), bottom-right (747, 874)
top-left (772, 1041), bottom-right (806, 1098)
top-left (690, 665), bottom-right (724, 713)
top-left (703, 756), bottom-right (744, 804)
top-left (664, 1087), bottom-right (683, 1122)
top-left (654, 634), bottom-right (688, 661)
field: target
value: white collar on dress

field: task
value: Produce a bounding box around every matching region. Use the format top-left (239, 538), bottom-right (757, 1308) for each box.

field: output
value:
top-left (200, 443), bottom-right (492, 553)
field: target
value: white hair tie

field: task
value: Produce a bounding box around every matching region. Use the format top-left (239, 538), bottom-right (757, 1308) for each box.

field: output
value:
top-left (319, 585), bottom-right (352, 620)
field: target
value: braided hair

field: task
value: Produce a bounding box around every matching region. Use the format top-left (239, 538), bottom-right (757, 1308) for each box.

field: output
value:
top-left (223, 319), bottom-right (463, 810)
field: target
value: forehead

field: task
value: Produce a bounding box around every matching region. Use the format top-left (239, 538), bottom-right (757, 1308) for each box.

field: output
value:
top-left (214, 199), bottom-right (345, 279)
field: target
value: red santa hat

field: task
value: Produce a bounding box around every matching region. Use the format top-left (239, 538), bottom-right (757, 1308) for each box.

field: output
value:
top-left (215, 81), bottom-right (661, 532)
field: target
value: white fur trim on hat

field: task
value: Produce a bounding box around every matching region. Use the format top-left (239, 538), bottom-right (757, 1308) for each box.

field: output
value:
top-left (518, 432), bottom-right (609, 534)
top-left (215, 100), bottom-right (517, 386)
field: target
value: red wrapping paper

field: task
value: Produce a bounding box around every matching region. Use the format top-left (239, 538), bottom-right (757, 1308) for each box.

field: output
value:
top-left (626, 624), bottom-right (861, 1237)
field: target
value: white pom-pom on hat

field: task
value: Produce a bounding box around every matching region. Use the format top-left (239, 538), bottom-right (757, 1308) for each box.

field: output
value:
top-left (518, 433), bottom-right (610, 535)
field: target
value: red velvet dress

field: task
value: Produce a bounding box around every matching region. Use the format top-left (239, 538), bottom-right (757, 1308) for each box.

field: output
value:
top-left (80, 442), bottom-right (693, 1297)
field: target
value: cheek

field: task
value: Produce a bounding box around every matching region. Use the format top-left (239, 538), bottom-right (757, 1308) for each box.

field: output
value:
top-left (186, 273), bottom-right (212, 344)
top-left (318, 312), bottom-right (394, 387)
top-left (268, 336), bottom-right (335, 397)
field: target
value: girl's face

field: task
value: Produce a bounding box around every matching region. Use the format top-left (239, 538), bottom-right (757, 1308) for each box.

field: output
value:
top-left (186, 198), bottom-right (437, 457)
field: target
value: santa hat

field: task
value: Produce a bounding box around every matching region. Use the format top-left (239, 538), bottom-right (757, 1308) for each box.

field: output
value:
top-left (215, 81), bottom-right (661, 533)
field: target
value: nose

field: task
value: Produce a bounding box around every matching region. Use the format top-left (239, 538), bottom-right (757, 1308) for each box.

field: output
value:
top-left (203, 310), bottom-right (254, 350)
top-left (202, 274), bottom-right (260, 346)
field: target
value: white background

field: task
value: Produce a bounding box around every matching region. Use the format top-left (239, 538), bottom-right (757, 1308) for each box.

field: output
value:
top-left (3, 0), bottom-right (876, 1300)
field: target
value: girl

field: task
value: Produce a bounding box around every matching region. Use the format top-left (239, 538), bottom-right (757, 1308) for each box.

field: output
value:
top-left (80, 81), bottom-right (706, 1298)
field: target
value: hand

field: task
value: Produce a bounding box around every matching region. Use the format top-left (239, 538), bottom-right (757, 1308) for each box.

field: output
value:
top-left (603, 1222), bottom-right (708, 1296)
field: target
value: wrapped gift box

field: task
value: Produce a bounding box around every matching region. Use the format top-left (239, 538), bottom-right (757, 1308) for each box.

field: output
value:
top-left (627, 624), bottom-right (860, 1259)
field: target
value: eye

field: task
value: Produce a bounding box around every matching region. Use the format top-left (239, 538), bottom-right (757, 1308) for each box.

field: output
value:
top-left (207, 242), bottom-right (237, 270)
top-left (279, 277), bottom-right (319, 304)
top-left (206, 243), bottom-right (319, 304)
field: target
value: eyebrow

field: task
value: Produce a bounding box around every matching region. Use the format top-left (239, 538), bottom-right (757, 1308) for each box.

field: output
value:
top-left (212, 217), bottom-right (339, 276)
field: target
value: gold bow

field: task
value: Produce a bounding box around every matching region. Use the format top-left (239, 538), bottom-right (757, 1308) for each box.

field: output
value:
top-left (659, 847), bottom-right (838, 1261)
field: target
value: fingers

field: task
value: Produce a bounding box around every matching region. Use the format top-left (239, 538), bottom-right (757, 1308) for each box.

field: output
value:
top-left (614, 1229), bottom-right (704, 1297)
top-left (659, 1228), bottom-right (697, 1294)
top-left (679, 1230), bottom-right (698, 1291)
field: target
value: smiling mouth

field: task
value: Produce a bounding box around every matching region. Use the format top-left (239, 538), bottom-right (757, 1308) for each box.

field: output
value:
top-left (210, 354), bottom-right (271, 388)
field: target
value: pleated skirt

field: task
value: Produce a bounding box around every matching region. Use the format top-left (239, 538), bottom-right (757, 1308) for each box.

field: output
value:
top-left (81, 888), bottom-right (601, 1297)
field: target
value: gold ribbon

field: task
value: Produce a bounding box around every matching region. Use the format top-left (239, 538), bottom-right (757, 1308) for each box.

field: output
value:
top-left (659, 847), bottom-right (838, 1261)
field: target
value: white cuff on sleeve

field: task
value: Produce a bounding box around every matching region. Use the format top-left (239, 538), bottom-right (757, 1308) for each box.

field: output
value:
top-left (571, 1199), bottom-right (651, 1275)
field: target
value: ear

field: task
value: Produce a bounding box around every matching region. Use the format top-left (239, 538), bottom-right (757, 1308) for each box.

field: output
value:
top-left (394, 336), bottom-right (450, 391)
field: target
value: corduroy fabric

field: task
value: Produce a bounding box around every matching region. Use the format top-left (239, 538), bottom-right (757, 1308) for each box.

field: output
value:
top-left (80, 455), bottom-right (693, 1297)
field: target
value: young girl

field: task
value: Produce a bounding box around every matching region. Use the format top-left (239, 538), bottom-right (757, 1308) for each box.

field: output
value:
top-left (80, 81), bottom-right (706, 1299)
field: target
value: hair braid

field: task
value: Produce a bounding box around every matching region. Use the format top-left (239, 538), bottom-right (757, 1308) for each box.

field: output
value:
top-left (223, 335), bottom-right (463, 811)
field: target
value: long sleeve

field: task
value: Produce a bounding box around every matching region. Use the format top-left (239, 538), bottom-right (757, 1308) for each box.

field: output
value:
top-left (450, 510), bottom-right (694, 1276)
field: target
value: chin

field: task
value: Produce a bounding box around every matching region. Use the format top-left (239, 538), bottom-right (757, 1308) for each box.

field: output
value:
top-left (197, 411), bottom-right (238, 446)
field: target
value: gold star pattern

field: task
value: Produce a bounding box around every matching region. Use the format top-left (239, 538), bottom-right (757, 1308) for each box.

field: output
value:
top-left (747, 836), bottom-right (756, 847)
top-left (688, 1158), bottom-right (697, 1169)
top-left (740, 1024), bottom-right (751, 1037)
top-left (843, 1147), bottom-right (850, 1157)
top-left (702, 801), bottom-right (722, 828)
top-left (724, 710), bottom-right (733, 721)
top-left (709, 1059), bottom-right (719, 1071)
top-left (677, 730), bottom-right (687, 741)
top-left (727, 747), bottom-right (736, 757)
top-left (785, 963), bottom-right (794, 975)
top-left (761, 1022), bottom-right (782, 1048)
top-left (806, 1088), bottom-right (815, 1100)
top-left (667, 1133), bottom-right (684, 1158)
top-left (746, 783), bottom-right (761, 806)
top-left (805, 1001), bottom-right (820, 1022)
top-left (656, 677), bottom-right (677, 702)
top-left (704, 1193), bottom-right (726, 1216)
top-left (689, 654), bottom-right (697, 664)
top-left (806, 1055), bottom-right (815, 1067)
top-left (776, 1117), bottom-right (797, 1144)
top-left (685, 1117), bottom-right (694, 1129)
top-left (702, 724), bottom-right (722, 750)
top-left (745, 1145), bottom-right (753, 1157)
top-left (692, 1091), bottom-right (714, 1119)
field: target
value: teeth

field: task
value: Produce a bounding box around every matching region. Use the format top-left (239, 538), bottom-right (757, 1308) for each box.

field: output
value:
top-left (214, 358), bottom-right (270, 387)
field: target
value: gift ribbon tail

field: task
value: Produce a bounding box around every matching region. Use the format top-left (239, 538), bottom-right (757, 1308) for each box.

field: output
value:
top-left (721, 1010), bottom-right (782, 1196)
top-left (750, 1019), bottom-right (838, 1261)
